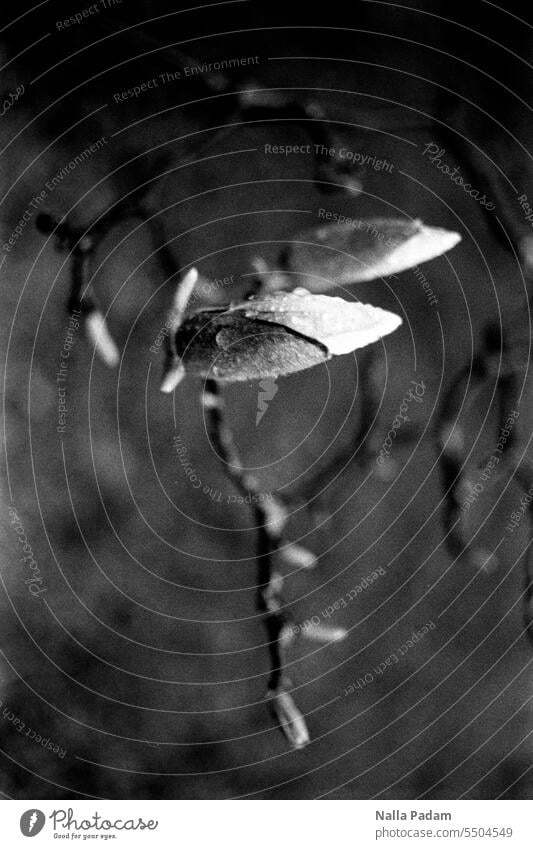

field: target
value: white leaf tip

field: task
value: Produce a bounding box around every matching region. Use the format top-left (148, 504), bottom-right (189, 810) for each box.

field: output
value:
top-left (323, 302), bottom-right (403, 355)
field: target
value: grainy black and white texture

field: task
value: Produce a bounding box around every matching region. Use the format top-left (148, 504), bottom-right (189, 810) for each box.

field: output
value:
top-left (1, 0), bottom-right (533, 800)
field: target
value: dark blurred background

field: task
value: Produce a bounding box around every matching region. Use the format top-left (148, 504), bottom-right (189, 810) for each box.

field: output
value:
top-left (1, 0), bottom-right (533, 799)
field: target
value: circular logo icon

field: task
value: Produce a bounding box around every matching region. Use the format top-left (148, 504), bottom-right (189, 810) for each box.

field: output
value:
top-left (20, 810), bottom-right (45, 837)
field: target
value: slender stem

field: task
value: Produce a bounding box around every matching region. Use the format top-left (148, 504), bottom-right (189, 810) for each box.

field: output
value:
top-left (201, 377), bottom-right (310, 747)
top-left (202, 379), bottom-right (290, 679)
top-left (36, 110), bottom-right (358, 748)
top-left (36, 172), bottom-right (182, 370)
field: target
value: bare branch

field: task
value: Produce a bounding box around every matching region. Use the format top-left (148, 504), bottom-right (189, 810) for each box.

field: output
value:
top-left (201, 376), bottom-right (313, 748)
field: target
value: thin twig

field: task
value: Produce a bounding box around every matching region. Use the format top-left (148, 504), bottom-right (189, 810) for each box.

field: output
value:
top-left (36, 167), bottom-right (181, 369)
top-left (37, 110), bottom-right (360, 748)
top-left (201, 376), bottom-right (311, 748)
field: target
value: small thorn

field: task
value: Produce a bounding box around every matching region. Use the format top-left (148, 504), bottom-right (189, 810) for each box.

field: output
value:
top-left (263, 499), bottom-right (288, 537)
top-left (375, 458), bottom-right (399, 482)
top-left (78, 235), bottom-right (93, 254)
top-left (250, 257), bottom-right (287, 293)
top-left (279, 623), bottom-right (297, 649)
top-left (202, 388), bottom-right (222, 409)
top-left (439, 423), bottom-right (465, 457)
top-left (251, 256), bottom-right (270, 277)
top-left (170, 267), bottom-right (198, 331)
top-left (237, 85), bottom-right (287, 110)
top-left (85, 310), bottom-right (120, 367)
top-left (301, 623), bottom-right (347, 643)
top-left (160, 360), bottom-right (186, 393)
top-left (518, 234), bottom-right (533, 276)
top-left (267, 688), bottom-right (310, 750)
top-left (471, 547), bottom-right (499, 574)
top-left (280, 543), bottom-right (318, 571)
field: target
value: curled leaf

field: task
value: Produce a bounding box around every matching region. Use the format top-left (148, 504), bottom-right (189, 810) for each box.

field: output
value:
top-left (166, 289), bottom-right (401, 383)
top-left (275, 217), bottom-right (461, 291)
top-left (267, 688), bottom-right (310, 750)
